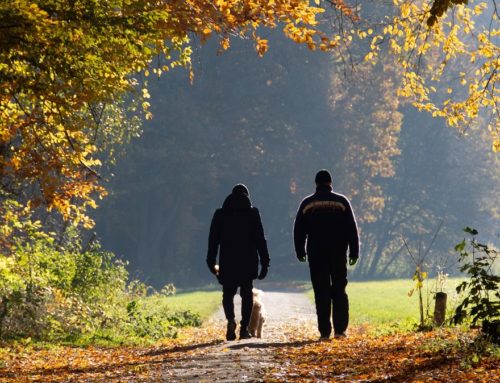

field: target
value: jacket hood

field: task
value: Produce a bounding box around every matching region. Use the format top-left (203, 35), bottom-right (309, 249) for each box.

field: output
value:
top-left (222, 192), bottom-right (252, 210)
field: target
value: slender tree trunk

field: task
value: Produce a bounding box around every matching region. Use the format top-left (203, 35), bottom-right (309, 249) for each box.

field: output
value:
top-left (379, 244), bottom-right (405, 275)
top-left (418, 285), bottom-right (424, 327)
top-left (366, 192), bottom-right (409, 277)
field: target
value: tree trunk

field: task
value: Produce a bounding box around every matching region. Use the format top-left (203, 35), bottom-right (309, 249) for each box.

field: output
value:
top-left (418, 286), bottom-right (424, 327)
top-left (0, 296), bottom-right (9, 339)
top-left (433, 292), bottom-right (447, 326)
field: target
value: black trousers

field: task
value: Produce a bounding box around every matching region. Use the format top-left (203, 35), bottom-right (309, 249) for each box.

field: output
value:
top-left (222, 280), bottom-right (253, 329)
top-left (309, 256), bottom-right (348, 336)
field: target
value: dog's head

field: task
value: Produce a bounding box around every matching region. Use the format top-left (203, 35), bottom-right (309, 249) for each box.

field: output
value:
top-left (252, 288), bottom-right (264, 299)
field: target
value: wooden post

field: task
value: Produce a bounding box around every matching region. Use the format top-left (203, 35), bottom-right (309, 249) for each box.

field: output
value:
top-left (434, 292), bottom-right (447, 326)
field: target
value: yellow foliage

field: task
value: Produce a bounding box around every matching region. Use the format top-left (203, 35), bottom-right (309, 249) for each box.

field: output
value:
top-left (0, 0), bottom-right (349, 227)
top-left (372, 0), bottom-right (499, 146)
top-left (1, 0), bottom-right (498, 231)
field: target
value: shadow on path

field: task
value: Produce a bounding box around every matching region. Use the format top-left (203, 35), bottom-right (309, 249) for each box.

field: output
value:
top-left (0, 340), bottom-right (226, 381)
top-left (162, 337), bottom-right (321, 383)
top-left (145, 340), bottom-right (224, 356)
top-left (227, 339), bottom-right (317, 350)
top-left (164, 290), bottom-right (318, 382)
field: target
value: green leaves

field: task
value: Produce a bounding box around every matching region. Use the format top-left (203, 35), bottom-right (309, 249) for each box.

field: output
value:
top-left (464, 227), bottom-right (479, 235)
top-left (452, 228), bottom-right (500, 327)
top-left (455, 239), bottom-right (466, 252)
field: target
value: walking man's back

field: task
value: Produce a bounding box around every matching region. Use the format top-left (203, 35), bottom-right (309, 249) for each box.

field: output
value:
top-left (294, 170), bottom-right (359, 339)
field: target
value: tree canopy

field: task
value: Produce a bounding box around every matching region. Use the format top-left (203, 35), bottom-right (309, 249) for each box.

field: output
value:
top-left (0, 0), bottom-right (349, 229)
top-left (0, 0), bottom-right (498, 235)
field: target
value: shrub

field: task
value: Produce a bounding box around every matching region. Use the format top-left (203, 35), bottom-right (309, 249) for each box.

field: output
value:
top-left (0, 200), bottom-right (202, 344)
top-left (453, 228), bottom-right (500, 337)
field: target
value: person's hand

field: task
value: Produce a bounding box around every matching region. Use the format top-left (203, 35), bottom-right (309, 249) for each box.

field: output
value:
top-left (258, 266), bottom-right (268, 280)
top-left (208, 264), bottom-right (218, 275)
top-left (297, 254), bottom-right (307, 262)
top-left (349, 256), bottom-right (358, 266)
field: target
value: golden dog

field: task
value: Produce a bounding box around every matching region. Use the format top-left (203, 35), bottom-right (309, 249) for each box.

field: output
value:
top-left (249, 288), bottom-right (266, 338)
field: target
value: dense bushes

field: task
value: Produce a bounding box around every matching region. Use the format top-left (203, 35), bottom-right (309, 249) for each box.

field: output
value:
top-left (0, 201), bottom-right (200, 344)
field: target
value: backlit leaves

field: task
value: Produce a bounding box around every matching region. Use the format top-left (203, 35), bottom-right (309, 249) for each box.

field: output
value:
top-left (1, 0), bottom-right (498, 231)
top-left (377, 0), bottom-right (499, 151)
top-left (321, 0), bottom-right (498, 151)
top-left (0, 0), bottom-right (348, 227)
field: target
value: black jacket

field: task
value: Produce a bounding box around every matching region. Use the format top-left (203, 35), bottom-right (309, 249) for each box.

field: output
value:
top-left (207, 193), bottom-right (270, 284)
top-left (294, 185), bottom-right (359, 261)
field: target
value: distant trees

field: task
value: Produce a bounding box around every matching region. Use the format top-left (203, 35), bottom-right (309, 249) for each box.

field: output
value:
top-left (95, 35), bottom-right (499, 286)
top-left (321, 0), bottom-right (500, 278)
top-left (94, 39), bottom-right (325, 284)
top-left (353, 107), bottom-right (500, 279)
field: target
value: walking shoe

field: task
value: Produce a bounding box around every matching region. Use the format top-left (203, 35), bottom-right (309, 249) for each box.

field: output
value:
top-left (239, 328), bottom-right (252, 340)
top-left (334, 332), bottom-right (347, 339)
top-left (226, 321), bottom-right (237, 341)
top-left (319, 333), bottom-right (331, 340)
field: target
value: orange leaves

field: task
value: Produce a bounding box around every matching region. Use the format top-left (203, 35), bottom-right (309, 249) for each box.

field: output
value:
top-left (1, 0), bottom-right (169, 226)
top-left (0, 344), bottom-right (163, 382)
top-left (331, 0), bottom-right (359, 22)
top-left (0, 325), bottom-right (224, 383)
top-left (255, 37), bottom-right (269, 56)
top-left (1, 0), bottom-right (358, 228)
top-left (181, 0), bottom-right (345, 54)
top-left (271, 328), bottom-right (499, 382)
top-left (0, 323), bottom-right (497, 382)
top-left (378, 0), bottom-right (500, 149)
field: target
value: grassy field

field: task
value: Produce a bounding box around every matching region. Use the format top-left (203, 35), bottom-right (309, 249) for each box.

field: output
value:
top-left (145, 290), bottom-right (222, 321)
top-left (149, 279), bottom-right (464, 330)
top-left (307, 278), bottom-right (464, 328)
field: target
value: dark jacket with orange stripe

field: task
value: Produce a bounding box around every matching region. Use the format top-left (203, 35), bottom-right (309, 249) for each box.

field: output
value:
top-left (294, 185), bottom-right (359, 261)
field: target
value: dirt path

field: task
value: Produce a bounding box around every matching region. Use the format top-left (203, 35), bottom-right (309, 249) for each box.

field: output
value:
top-left (163, 288), bottom-right (318, 382)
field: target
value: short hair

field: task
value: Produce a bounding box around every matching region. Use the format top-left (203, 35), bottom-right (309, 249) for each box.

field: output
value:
top-left (315, 170), bottom-right (332, 185)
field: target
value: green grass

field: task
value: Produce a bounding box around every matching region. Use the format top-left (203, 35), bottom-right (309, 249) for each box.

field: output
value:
top-left (147, 290), bottom-right (222, 321)
top-left (162, 279), bottom-right (465, 328)
top-left (307, 278), bottom-right (464, 328)
top-left (68, 291), bottom-right (222, 346)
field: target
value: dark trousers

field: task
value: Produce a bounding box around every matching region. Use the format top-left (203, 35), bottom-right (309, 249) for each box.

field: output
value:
top-left (222, 280), bottom-right (253, 329)
top-left (309, 256), bottom-right (348, 336)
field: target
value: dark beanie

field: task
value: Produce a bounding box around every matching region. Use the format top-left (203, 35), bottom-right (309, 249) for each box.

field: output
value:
top-left (232, 184), bottom-right (249, 196)
top-left (315, 170), bottom-right (332, 184)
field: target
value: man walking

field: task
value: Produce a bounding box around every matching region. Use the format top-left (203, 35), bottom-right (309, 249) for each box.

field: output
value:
top-left (294, 170), bottom-right (359, 339)
top-left (207, 184), bottom-right (270, 340)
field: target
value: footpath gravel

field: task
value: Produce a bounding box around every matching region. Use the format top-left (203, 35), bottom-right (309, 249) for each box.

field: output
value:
top-left (163, 285), bottom-right (317, 382)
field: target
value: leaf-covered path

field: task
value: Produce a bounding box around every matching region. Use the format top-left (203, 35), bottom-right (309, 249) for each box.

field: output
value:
top-left (1, 289), bottom-right (498, 382)
top-left (163, 290), bottom-right (317, 382)
top-left (0, 289), bottom-right (319, 382)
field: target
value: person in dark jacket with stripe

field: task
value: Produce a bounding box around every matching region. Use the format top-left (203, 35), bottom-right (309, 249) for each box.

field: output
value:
top-left (207, 184), bottom-right (270, 340)
top-left (294, 170), bottom-right (359, 339)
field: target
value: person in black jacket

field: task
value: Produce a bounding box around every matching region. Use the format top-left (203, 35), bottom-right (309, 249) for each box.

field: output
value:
top-left (207, 184), bottom-right (270, 340)
top-left (294, 170), bottom-right (359, 339)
